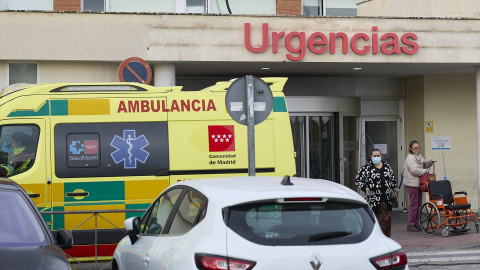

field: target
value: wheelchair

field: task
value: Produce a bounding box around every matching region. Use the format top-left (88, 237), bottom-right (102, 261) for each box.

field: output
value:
top-left (418, 180), bottom-right (479, 237)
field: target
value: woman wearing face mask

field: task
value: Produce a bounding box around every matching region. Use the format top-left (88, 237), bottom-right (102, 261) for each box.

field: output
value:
top-left (403, 140), bottom-right (436, 232)
top-left (355, 148), bottom-right (399, 237)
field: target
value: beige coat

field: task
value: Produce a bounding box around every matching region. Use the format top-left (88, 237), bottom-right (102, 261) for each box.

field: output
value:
top-left (403, 153), bottom-right (433, 187)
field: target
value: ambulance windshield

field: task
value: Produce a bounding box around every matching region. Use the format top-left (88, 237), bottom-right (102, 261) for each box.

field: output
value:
top-left (0, 125), bottom-right (39, 177)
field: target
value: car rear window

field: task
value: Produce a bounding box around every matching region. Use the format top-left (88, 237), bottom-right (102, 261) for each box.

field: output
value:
top-left (227, 200), bottom-right (374, 246)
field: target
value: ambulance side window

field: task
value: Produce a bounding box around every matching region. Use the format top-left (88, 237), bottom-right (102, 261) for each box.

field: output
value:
top-left (0, 125), bottom-right (39, 176)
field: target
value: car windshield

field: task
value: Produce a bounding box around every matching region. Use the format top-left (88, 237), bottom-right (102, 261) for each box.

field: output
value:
top-left (0, 190), bottom-right (48, 247)
top-left (227, 200), bottom-right (375, 246)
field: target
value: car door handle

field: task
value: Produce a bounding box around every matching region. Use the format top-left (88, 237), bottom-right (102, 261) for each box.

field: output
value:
top-left (66, 192), bottom-right (89, 197)
top-left (65, 189), bottom-right (89, 199)
top-left (28, 193), bottom-right (41, 198)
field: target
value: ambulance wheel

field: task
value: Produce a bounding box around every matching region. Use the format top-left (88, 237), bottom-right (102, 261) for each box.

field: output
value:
top-left (441, 226), bottom-right (449, 237)
top-left (419, 202), bottom-right (440, 235)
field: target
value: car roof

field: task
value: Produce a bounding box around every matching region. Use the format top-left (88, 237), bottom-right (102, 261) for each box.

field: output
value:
top-left (172, 176), bottom-right (366, 207)
top-left (0, 177), bottom-right (22, 191)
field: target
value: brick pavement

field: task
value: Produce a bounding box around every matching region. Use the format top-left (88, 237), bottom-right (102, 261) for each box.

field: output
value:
top-left (391, 211), bottom-right (480, 251)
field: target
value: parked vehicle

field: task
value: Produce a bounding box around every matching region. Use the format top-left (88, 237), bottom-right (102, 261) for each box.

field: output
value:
top-left (113, 176), bottom-right (408, 270)
top-left (0, 78), bottom-right (295, 257)
top-left (0, 177), bottom-right (73, 270)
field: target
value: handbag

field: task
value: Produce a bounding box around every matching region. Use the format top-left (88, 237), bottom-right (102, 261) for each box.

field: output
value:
top-left (419, 163), bottom-right (436, 192)
top-left (376, 168), bottom-right (398, 203)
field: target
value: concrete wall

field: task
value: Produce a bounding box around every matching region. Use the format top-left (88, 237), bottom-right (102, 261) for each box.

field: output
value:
top-left (424, 74), bottom-right (478, 211)
top-left (358, 0), bottom-right (480, 18)
top-left (40, 62), bottom-right (119, 83)
top-left (1, 12), bottom-right (480, 64)
top-left (405, 76), bottom-right (425, 150)
top-left (0, 61), bottom-right (5, 86)
top-left (405, 74), bottom-right (478, 212)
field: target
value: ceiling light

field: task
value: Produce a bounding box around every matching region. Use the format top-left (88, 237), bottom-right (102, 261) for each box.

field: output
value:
top-left (353, 67), bottom-right (362, 70)
top-left (261, 67), bottom-right (270, 70)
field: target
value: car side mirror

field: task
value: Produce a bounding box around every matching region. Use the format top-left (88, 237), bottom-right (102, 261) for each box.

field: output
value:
top-left (125, 216), bottom-right (141, 245)
top-left (56, 229), bottom-right (73, 250)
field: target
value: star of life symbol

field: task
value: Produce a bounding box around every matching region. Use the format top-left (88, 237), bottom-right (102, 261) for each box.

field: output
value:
top-left (110, 130), bottom-right (149, 169)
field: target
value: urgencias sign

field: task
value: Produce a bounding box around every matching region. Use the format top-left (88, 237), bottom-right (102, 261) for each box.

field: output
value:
top-left (244, 23), bottom-right (419, 61)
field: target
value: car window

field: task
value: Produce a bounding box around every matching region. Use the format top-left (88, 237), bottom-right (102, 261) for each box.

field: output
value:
top-left (141, 188), bottom-right (183, 235)
top-left (0, 190), bottom-right (48, 247)
top-left (168, 189), bottom-right (206, 235)
top-left (0, 125), bottom-right (39, 177)
top-left (227, 200), bottom-right (374, 246)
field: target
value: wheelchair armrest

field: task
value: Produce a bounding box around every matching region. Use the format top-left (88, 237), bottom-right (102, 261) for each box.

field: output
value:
top-left (430, 195), bottom-right (443, 200)
top-left (454, 191), bottom-right (467, 196)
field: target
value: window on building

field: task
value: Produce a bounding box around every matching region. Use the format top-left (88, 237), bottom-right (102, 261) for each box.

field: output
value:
top-left (325, 0), bottom-right (357, 16)
top-left (0, 0), bottom-right (52, 11)
top-left (303, 0), bottom-right (322, 16)
top-left (83, 0), bottom-right (104, 12)
top-left (209, 0), bottom-right (275, 15)
top-left (82, 0), bottom-right (176, 13)
top-left (187, 0), bottom-right (206, 13)
top-left (8, 63), bottom-right (38, 85)
top-left (302, 0), bottom-right (358, 16)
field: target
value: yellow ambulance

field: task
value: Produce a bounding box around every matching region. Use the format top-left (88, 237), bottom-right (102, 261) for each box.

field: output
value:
top-left (0, 78), bottom-right (295, 258)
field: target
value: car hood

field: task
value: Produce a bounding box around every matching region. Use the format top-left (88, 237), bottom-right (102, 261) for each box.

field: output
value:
top-left (0, 245), bottom-right (71, 270)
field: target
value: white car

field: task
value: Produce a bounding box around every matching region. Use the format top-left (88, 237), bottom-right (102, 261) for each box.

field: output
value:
top-left (112, 176), bottom-right (408, 270)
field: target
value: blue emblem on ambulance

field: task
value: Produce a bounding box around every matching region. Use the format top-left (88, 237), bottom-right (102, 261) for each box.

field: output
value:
top-left (110, 130), bottom-right (149, 169)
top-left (69, 141), bottom-right (84, 154)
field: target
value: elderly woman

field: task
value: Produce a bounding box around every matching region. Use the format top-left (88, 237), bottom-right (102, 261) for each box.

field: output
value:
top-left (403, 140), bottom-right (436, 232)
top-left (355, 148), bottom-right (399, 237)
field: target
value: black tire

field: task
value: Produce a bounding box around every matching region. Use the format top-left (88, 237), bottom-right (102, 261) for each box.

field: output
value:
top-left (419, 202), bottom-right (440, 235)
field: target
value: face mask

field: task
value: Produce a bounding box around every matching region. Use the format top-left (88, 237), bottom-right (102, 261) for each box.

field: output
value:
top-left (372, 157), bottom-right (382, 165)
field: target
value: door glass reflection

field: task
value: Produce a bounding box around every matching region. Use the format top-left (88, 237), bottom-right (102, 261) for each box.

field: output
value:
top-left (309, 116), bottom-right (334, 180)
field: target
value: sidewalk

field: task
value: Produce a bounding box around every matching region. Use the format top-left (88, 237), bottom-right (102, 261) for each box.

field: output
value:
top-left (391, 211), bottom-right (480, 251)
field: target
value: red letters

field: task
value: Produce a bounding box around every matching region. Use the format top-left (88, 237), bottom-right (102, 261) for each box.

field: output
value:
top-left (285, 32), bottom-right (305, 61)
top-left (117, 99), bottom-right (217, 113)
top-left (350, 33), bottom-right (370, 55)
top-left (244, 23), bottom-right (269, 53)
top-left (244, 23), bottom-right (419, 61)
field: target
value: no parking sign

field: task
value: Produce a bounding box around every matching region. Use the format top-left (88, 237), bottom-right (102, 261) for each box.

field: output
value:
top-left (118, 57), bottom-right (152, 84)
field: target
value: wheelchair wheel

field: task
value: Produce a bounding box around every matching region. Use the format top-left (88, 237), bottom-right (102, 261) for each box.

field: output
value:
top-left (419, 202), bottom-right (440, 235)
top-left (476, 222), bottom-right (479, 233)
top-left (441, 226), bottom-right (449, 237)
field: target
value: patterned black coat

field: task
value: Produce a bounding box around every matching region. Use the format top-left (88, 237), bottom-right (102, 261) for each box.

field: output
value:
top-left (355, 160), bottom-right (397, 210)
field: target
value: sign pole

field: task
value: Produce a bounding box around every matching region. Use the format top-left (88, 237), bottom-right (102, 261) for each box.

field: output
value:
top-left (246, 75), bottom-right (255, 176)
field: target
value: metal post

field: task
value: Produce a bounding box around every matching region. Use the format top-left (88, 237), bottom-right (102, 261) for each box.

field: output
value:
top-left (95, 213), bottom-right (98, 270)
top-left (246, 75), bottom-right (255, 176)
top-left (476, 66), bottom-right (480, 211)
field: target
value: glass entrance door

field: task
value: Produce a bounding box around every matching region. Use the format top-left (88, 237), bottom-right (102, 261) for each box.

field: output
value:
top-left (341, 116), bottom-right (359, 191)
top-left (362, 118), bottom-right (403, 209)
top-left (290, 114), bottom-right (336, 181)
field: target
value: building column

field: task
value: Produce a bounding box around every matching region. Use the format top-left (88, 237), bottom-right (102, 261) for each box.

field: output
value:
top-left (154, 64), bottom-right (176, 87)
top-left (477, 66), bottom-right (480, 208)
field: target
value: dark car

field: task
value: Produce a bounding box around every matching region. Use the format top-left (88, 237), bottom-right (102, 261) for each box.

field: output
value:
top-left (0, 177), bottom-right (73, 270)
